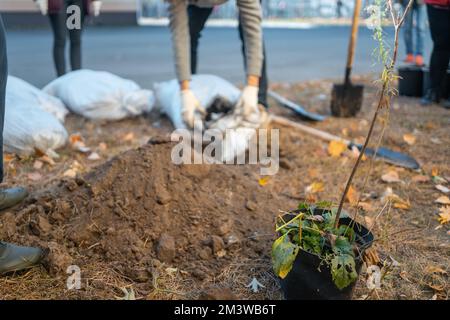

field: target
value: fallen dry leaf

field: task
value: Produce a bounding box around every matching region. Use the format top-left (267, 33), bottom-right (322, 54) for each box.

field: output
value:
top-left (437, 206), bottom-right (450, 225)
top-left (393, 198), bottom-right (411, 210)
top-left (424, 266), bottom-right (447, 275)
top-left (435, 196), bottom-right (450, 205)
top-left (27, 172), bottom-right (42, 181)
top-left (346, 185), bottom-right (359, 205)
top-left (358, 201), bottom-right (374, 212)
top-left (98, 142), bottom-right (108, 152)
top-left (122, 132), bottom-right (135, 142)
top-left (350, 145), bottom-right (367, 160)
top-left (69, 133), bottom-right (83, 145)
top-left (63, 169), bottom-right (77, 178)
top-left (3, 153), bottom-right (15, 163)
top-left (305, 182), bottom-right (324, 194)
top-left (33, 160), bottom-right (43, 170)
top-left (258, 177), bottom-right (270, 186)
top-left (381, 170), bottom-right (401, 183)
top-left (435, 185), bottom-right (450, 194)
top-left (40, 155), bottom-right (56, 166)
top-left (411, 175), bottom-right (430, 183)
top-left (87, 152), bottom-right (101, 161)
top-left (327, 140), bottom-right (347, 157)
top-left (431, 167), bottom-right (439, 177)
top-left (363, 248), bottom-right (381, 266)
top-left (403, 133), bottom-right (416, 145)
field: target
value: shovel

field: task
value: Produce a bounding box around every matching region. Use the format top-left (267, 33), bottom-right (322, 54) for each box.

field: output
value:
top-left (331, 0), bottom-right (364, 117)
top-left (268, 90), bottom-right (327, 122)
top-left (271, 115), bottom-right (420, 170)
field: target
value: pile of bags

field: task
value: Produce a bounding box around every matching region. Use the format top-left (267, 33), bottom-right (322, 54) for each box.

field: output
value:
top-left (5, 70), bottom-right (155, 156)
top-left (5, 71), bottom-right (251, 162)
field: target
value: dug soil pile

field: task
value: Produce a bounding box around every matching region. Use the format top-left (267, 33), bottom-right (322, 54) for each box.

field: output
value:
top-left (5, 137), bottom-right (290, 299)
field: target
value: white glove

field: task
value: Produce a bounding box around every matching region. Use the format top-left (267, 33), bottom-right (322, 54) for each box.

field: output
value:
top-left (181, 89), bottom-right (206, 129)
top-left (91, 0), bottom-right (102, 17)
top-left (235, 85), bottom-right (259, 122)
top-left (35, 0), bottom-right (48, 15)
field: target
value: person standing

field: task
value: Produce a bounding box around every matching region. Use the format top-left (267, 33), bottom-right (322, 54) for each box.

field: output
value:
top-left (34, 0), bottom-right (102, 77)
top-left (167, 0), bottom-right (265, 129)
top-left (421, 0), bottom-right (450, 108)
top-left (0, 15), bottom-right (44, 274)
top-left (187, 2), bottom-right (269, 111)
top-left (399, 0), bottom-right (426, 66)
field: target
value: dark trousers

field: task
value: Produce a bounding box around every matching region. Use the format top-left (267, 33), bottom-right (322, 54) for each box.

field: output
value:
top-left (0, 16), bottom-right (6, 182)
top-left (427, 5), bottom-right (450, 94)
top-left (187, 5), bottom-right (269, 108)
top-left (49, 0), bottom-right (85, 77)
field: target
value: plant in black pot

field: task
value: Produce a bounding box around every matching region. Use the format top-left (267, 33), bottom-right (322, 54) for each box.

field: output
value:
top-left (271, 0), bottom-right (414, 300)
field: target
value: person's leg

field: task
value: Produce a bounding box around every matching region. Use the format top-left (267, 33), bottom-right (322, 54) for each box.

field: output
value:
top-left (68, 0), bottom-right (85, 71)
top-left (422, 5), bottom-right (450, 105)
top-left (403, 4), bottom-right (414, 62)
top-left (0, 15), bottom-right (43, 274)
top-left (414, 4), bottom-right (426, 65)
top-left (188, 5), bottom-right (213, 74)
top-left (0, 16), bottom-right (6, 182)
top-left (48, 11), bottom-right (67, 76)
top-left (238, 4), bottom-right (268, 108)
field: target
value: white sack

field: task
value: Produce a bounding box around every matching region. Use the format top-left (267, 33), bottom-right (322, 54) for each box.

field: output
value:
top-left (44, 70), bottom-right (155, 121)
top-left (154, 74), bottom-right (241, 130)
top-left (5, 85), bottom-right (68, 155)
top-left (154, 74), bottom-right (255, 162)
top-left (7, 76), bottom-right (68, 122)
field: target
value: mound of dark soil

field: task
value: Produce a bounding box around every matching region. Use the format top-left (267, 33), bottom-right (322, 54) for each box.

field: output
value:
top-left (5, 137), bottom-right (287, 298)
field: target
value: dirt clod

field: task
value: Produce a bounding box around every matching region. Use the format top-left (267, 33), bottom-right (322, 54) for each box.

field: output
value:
top-left (156, 233), bottom-right (176, 263)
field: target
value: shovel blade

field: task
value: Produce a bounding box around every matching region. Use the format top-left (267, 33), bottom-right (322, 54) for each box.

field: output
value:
top-left (352, 143), bottom-right (420, 170)
top-left (331, 83), bottom-right (364, 117)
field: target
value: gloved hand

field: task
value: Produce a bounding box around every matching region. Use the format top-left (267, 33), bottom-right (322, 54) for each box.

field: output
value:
top-left (235, 85), bottom-right (259, 121)
top-left (35, 0), bottom-right (48, 15)
top-left (91, 0), bottom-right (102, 17)
top-left (181, 89), bottom-right (206, 129)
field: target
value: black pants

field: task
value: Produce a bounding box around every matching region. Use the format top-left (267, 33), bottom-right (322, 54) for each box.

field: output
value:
top-left (0, 16), bottom-right (6, 182)
top-left (426, 5), bottom-right (450, 94)
top-left (187, 5), bottom-right (269, 108)
top-left (48, 0), bottom-right (85, 77)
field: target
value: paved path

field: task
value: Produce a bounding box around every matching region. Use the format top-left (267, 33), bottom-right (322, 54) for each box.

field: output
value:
top-left (5, 25), bottom-right (432, 88)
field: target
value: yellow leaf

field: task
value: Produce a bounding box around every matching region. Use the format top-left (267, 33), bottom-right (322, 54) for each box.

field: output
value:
top-left (424, 265), bottom-right (447, 275)
top-left (305, 182), bottom-right (324, 194)
top-left (346, 186), bottom-right (359, 205)
top-left (438, 206), bottom-right (450, 225)
top-left (403, 133), bottom-right (416, 145)
top-left (328, 140), bottom-right (347, 157)
top-left (393, 197), bottom-right (411, 210)
top-left (258, 176), bottom-right (270, 186)
top-left (431, 167), bottom-right (439, 177)
top-left (435, 196), bottom-right (450, 205)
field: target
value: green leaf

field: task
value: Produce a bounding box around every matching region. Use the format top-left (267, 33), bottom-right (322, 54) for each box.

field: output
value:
top-left (272, 233), bottom-right (299, 279)
top-left (333, 236), bottom-right (353, 255)
top-left (331, 253), bottom-right (358, 290)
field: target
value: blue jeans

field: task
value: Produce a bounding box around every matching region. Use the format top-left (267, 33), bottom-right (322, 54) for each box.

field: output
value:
top-left (403, 3), bottom-right (427, 56)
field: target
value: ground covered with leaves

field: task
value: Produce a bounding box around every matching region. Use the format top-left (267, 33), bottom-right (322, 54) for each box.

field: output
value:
top-left (0, 76), bottom-right (448, 300)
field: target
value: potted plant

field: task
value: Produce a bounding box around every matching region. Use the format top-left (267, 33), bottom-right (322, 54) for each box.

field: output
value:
top-left (271, 0), bottom-right (414, 300)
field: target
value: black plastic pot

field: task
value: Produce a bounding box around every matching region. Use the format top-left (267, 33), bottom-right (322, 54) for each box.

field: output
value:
top-left (278, 210), bottom-right (374, 300)
top-left (422, 68), bottom-right (450, 99)
top-left (398, 65), bottom-right (424, 97)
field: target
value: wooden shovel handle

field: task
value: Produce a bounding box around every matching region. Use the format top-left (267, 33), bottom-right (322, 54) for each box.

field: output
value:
top-left (345, 0), bottom-right (362, 83)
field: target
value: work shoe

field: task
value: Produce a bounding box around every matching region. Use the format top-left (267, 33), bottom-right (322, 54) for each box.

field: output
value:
top-left (0, 187), bottom-right (28, 211)
top-left (415, 55), bottom-right (424, 67)
top-left (421, 89), bottom-right (439, 106)
top-left (404, 54), bottom-right (414, 64)
top-left (0, 241), bottom-right (43, 274)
